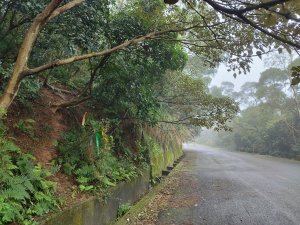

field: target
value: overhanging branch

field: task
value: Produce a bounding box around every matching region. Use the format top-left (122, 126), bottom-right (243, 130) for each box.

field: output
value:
top-left (21, 23), bottom-right (216, 77)
top-left (203, 0), bottom-right (300, 49)
top-left (48, 0), bottom-right (84, 21)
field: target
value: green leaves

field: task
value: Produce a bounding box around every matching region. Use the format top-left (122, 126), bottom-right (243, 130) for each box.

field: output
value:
top-left (158, 70), bottom-right (239, 130)
top-left (57, 122), bottom-right (142, 193)
top-left (291, 66), bottom-right (300, 86)
top-left (117, 203), bottom-right (132, 218)
top-left (214, 57), bottom-right (300, 159)
top-left (262, 13), bottom-right (277, 27)
top-left (91, 34), bottom-right (187, 125)
top-left (0, 125), bottom-right (58, 224)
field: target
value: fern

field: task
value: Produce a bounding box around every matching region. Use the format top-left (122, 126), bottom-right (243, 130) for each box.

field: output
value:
top-left (58, 126), bottom-right (143, 192)
top-left (0, 125), bottom-right (59, 225)
top-left (56, 119), bottom-right (146, 195)
top-left (1, 185), bottom-right (30, 201)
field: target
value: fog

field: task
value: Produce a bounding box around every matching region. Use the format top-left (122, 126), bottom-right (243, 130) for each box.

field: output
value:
top-left (211, 56), bottom-right (265, 91)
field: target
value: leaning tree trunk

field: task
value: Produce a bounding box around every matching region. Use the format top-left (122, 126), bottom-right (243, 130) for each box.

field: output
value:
top-left (0, 72), bottom-right (23, 110)
top-left (0, 0), bottom-right (187, 116)
top-left (0, 0), bottom-right (63, 112)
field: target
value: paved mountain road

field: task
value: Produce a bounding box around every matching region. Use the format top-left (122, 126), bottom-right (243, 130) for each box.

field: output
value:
top-left (158, 144), bottom-right (300, 225)
top-left (115, 144), bottom-right (300, 225)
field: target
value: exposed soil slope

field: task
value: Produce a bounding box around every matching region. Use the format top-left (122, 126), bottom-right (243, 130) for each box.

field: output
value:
top-left (5, 87), bottom-right (90, 208)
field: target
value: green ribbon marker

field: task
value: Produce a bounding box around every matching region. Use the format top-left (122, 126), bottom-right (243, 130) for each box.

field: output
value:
top-left (95, 132), bottom-right (102, 156)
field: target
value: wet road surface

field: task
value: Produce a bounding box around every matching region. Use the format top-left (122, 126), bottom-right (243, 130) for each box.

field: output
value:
top-left (157, 144), bottom-right (300, 225)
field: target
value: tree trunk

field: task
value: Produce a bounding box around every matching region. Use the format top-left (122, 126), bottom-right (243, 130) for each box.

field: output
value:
top-left (0, 75), bottom-right (22, 110)
top-left (0, 0), bottom-right (194, 114)
top-left (0, 0), bottom-right (63, 111)
top-left (51, 96), bottom-right (92, 112)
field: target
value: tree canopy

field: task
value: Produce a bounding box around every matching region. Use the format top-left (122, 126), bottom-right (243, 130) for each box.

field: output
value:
top-left (0, 0), bottom-right (300, 112)
top-left (0, 0), bottom-right (300, 134)
top-left (211, 56), bottom-right (300, 159)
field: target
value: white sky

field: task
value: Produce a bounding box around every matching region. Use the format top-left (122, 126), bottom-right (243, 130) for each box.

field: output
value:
top-left (210, 56), bottom-right (265, 91)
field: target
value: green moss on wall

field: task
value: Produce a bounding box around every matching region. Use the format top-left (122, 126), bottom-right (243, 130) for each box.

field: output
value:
top-left (144, 135), bottom-right (182, 178)
top-left (147, 138), bottom-right (164, 177)
top-left (163, 147), bottom-right (174, 168)
top-left (173, 147), bottom-right (183, 160)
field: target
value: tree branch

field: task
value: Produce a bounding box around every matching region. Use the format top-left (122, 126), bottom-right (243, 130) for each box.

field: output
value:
top-left (21, 23), bottom-right (207, 77)
top-left (238, 14), bottom-right (300, 49)
top-left (48, 0), bottom-right (84, 21)
top-left (203, 0), bottom-right (300, 49)
top-left (203, 0), bottom-right (290, 15)
top-left (52, 54), bottom-right (111, 110)
top-left (51, 96), bottom-right (92, 112)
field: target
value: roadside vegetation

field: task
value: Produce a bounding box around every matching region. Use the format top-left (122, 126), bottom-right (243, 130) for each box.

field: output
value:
top-left (198, 54), bottom-right (300, 159)
top-left (0, 0), bottom-right (299, 224)
top-left (0, 122), bottom-right (58, 225)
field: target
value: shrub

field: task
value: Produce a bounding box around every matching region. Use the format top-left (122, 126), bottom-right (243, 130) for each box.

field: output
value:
top-left (0, 125), bottom-right (58, 225)
top-left (57, 119), bottom-right (144, 193)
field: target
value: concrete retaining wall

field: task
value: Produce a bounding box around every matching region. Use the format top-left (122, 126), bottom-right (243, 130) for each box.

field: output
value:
top-left (42, 169), bottom-right (150, 225)
top-left (150, 144), bottom-right (183, 178)
top-left (41, 137), bottom-right (183, 225)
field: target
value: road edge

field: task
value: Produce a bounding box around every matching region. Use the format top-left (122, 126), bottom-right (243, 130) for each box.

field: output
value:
top-left (113, 158), bottom-right (185, 225)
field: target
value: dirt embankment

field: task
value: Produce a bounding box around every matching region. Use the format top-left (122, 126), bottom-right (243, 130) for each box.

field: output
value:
top-left (5, 87), bottom-right (90, 208)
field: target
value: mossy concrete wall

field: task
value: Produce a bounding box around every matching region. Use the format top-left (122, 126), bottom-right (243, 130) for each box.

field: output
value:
top-left (142, 125), bottom-right (184, 179)
top-left (147, 137), bottom-right (183, 178)
top-left (149, 141), bottom-right (164, 177)
top-left (173, 146), bottom-right (183, 161)
top-left (42, 169), bottom-right (150, 225)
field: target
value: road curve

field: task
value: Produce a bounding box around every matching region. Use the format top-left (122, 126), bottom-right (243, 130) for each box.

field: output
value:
top-left (158, 144), bottom-right (300, 225)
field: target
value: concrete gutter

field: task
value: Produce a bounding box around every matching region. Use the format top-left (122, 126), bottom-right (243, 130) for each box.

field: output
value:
top-left (113, 154), bottom-right (185, 225)
top-left (41, 169), bottom-right (150, 225)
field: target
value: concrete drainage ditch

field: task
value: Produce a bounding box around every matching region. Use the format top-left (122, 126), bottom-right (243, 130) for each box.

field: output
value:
top-left (41, 154), bottom-right (184, 225)
top-left (41, 169), bottom-right (150, 225)
top-left (154, 154), bottom-right (185, 184)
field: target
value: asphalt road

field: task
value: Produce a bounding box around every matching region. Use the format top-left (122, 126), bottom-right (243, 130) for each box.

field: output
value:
top-left (158, 144), bottom-right (300, 225)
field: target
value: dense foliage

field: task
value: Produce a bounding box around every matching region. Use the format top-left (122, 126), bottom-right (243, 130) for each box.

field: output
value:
top-left (57, 119), bottom-right (147, 192)
top-left (206, 56), bottom-right (300, 159)
top-left (0, 0), bottom-right (299, 112)
top-left (0, 123), bottom-right (58, 225)
top-left (158, 70), bottom-right (239, 130)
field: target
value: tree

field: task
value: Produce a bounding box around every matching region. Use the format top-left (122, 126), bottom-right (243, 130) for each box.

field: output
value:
top-left (183, 55), bottom-right (217, 85)
top-left (157, 71), bottom-right (239, 130)
top-left (255, 68), bottom-right (288, 107)
top-left (1, 0), bottom-right (300, 115)
top-left (91, 37), bottom-right (188, 125)
top-left (239, 82), bottom-right (258, 107)
top-left (213, 58), bottom-right (300, 159)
